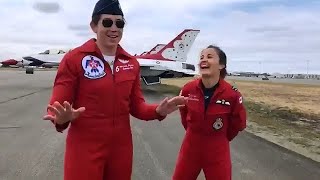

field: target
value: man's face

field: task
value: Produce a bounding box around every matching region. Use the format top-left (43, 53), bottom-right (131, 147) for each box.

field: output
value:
top-left (91, 14), bottom-right (124, 48)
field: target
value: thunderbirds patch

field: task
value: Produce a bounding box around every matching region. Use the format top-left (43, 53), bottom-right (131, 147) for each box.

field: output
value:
top-left (82, 55), bottom-right (106, 79)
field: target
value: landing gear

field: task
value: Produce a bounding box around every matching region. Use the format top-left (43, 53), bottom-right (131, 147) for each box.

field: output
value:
top-left (142, 76), bottom-right (161, 85)
top-left (26, 67), bottom-right (34, 74)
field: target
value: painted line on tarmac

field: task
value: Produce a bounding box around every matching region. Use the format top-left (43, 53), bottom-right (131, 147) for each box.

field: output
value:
top-left (0, 126), bottom-right (21, 129)
top-left (133, 125), bottom-right (170, 180)
top-left (0, 87), bottom-right (51, 105)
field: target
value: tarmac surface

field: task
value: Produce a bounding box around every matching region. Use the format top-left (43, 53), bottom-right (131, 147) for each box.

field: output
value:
top-left (0, 69), bottom-right (319, 180)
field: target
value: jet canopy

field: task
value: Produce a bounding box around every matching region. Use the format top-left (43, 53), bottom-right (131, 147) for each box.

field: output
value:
top-left (38, 49), bottom-right (71, 55)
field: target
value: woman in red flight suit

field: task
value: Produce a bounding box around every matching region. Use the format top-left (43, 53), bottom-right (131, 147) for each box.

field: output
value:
top-left (42, 0), bottom-right (186, 180)
top-left (172, 45), bottom-right (247, 180)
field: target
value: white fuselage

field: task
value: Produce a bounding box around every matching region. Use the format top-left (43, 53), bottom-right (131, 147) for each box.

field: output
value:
top-left (137, 58), bottom-right (197, 77)
top-left (31, 53), bottom-right (65, 63)
top-left (18, 53), bottom-right (197, 77)
top-left (19, 49), bottom-right (69, 67)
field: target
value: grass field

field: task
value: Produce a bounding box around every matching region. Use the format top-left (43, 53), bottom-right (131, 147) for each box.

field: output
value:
top-left (159, 77), bottom-right (320, 162)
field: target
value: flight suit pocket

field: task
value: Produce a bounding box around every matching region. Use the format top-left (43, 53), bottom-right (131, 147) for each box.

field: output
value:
top-left (187, 98), bottom-right (202, 113)
top-left (209, 112), bottom-right (229, 132)
top-left (207, 105), bottom-right (232, 133)
top-left (114, 75), bottom-right (136, 115)
top-left (186, 98), bottom-right (203, 124)
top-left (115, 75), bottom-right (136, 95)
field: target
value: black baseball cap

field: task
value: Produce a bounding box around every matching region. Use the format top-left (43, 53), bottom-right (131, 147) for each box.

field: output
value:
top-left (92, 0), bottom-right (124, 17)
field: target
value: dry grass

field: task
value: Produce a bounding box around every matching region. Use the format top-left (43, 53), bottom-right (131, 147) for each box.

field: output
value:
top-left (162, 77), bottom-right (320, 116)
top-left (159, 77), bottom-right (320, 162)
top-left (228, 80), bottom-right (320, 117)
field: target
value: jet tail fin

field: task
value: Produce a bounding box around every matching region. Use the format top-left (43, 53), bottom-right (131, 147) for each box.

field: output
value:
top-left (157, 29), bottom-right (200, 62)
top-left (136, 29), bottom-right (200, 62)
top-left (148, 44), bottom-right (166, 54)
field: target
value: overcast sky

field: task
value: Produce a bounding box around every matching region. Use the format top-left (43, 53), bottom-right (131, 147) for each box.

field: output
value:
top-left (0, 0), bottom-right (319, 74)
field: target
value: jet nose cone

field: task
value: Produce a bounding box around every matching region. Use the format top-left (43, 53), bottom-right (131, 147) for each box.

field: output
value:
top-left (1, 59), bottom-right (18, 65)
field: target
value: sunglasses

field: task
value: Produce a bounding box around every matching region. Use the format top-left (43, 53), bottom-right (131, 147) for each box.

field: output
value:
top-left (102, 19), bottom-right (125, 28)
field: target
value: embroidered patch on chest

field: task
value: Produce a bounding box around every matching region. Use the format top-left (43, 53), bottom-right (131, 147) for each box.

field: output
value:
top-left (213, 118), bottom-right (223, 130)
top-left (118, 59), bottom-right (129, 64)
top-left (187, 94), bottom-right (200, 101)
top-left (216, 99), bottom-right (230, 106)
top-left (115, 64), bottom-right (134, 73)
top-left (81, 55), bottom-right (106, 79)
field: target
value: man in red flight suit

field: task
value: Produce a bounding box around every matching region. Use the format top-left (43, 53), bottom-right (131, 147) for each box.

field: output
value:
top-left (42, 0), bottom-right (186, 179)
top-left (172, 45), bottom-right (247, 180)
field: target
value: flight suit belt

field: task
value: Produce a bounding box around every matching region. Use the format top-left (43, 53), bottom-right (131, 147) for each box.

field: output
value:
top-left (188, 127), bottom-right (226, 136)
top-left (70, 115), bottom-right (131, 129)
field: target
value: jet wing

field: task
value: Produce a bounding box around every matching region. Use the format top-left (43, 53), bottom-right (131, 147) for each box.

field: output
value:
top-left (165, 67), bottom-right (198, 75)
top-left (138, 58), bottom-right (198, 75)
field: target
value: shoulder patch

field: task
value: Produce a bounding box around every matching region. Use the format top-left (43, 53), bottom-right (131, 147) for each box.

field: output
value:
top-left (239, 96), bottom-right (243, 104)
top-left (81, 55), bottom-right (106, 79)
top-left (232, 85), bottom-right (238, 91)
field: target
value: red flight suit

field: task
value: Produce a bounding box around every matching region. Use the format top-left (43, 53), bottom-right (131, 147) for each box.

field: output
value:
top-left (173, 78), bottom-right (247, 180)
top-left (45, 39), bottom-right (165, 180)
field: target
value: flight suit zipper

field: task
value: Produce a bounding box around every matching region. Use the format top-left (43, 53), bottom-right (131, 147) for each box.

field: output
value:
top-left (112, 60), bottom-right (115, 127)
top-left (197, 88), bottom-right (207, 134)
top-left (99, 52), bottom-right (116, 128)
top-left (198, 86), bottom-right (223, 134)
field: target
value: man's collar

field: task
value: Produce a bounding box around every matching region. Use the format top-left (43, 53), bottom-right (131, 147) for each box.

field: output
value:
top-left (116, 44), bottom-right (132, 59)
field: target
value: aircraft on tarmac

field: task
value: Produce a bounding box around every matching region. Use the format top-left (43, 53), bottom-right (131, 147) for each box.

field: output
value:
top-left (0, 59), bottom-right (19, 67)
top-left (19, 49), bottom-right (72, 73)
top-left (13, 29), bottom-right (200, 85)
top-left (3, 45), bottom-right (158, 68)
top-left (134, 29), bottom-right (200, 85)
top-left (16, 45), bottom-right (163, 71)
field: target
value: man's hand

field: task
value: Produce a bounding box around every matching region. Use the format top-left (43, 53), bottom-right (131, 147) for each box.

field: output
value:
top-left (156, 96), bottom-right (188, 116)
top-left (42, 101), bottom-right (85, 125)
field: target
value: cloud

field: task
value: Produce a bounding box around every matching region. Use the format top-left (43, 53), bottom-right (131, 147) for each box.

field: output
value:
top-left (75, 31), bottom-right (94, 38)
top-left (248, 26), bottom-right (291, 33)
top-left (68, 25), bottom-right (90, 31)
top-left (184, 2), bottom-right (320, 74)
top-left (32, 1), bottom-right (61, 13)
top-left (0, 0), bottom-right (319, 74)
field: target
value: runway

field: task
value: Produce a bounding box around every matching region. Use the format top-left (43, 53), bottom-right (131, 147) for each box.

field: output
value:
top-left (0, 70), bottom-right (319, 180)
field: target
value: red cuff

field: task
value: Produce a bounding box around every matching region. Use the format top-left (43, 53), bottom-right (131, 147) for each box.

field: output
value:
top-left (156, 113), bottom-right (166, 121)
top-left (46, 107), bottom-right (70, 133)
top-left (155, 106), bottom-right (166, 121)
top-left (55, 121), bottom-right (70, 133)
top-left (48, 120), bottom-right (69, 133)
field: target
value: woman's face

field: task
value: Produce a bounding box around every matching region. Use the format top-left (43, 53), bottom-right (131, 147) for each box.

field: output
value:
top-left (198, 48), bottom-right (225, 77)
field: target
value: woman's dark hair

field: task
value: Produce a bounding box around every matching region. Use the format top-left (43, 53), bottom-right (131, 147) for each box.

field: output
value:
top-left (207, 45), bottom-right (227, 79)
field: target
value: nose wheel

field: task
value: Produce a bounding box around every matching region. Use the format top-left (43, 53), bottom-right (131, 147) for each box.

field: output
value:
top-left (26, 67), bottom-right (34, 74)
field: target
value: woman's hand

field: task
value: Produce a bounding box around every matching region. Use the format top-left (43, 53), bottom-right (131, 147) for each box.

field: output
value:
top-left (156, 96), bottom-right (188, 116)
